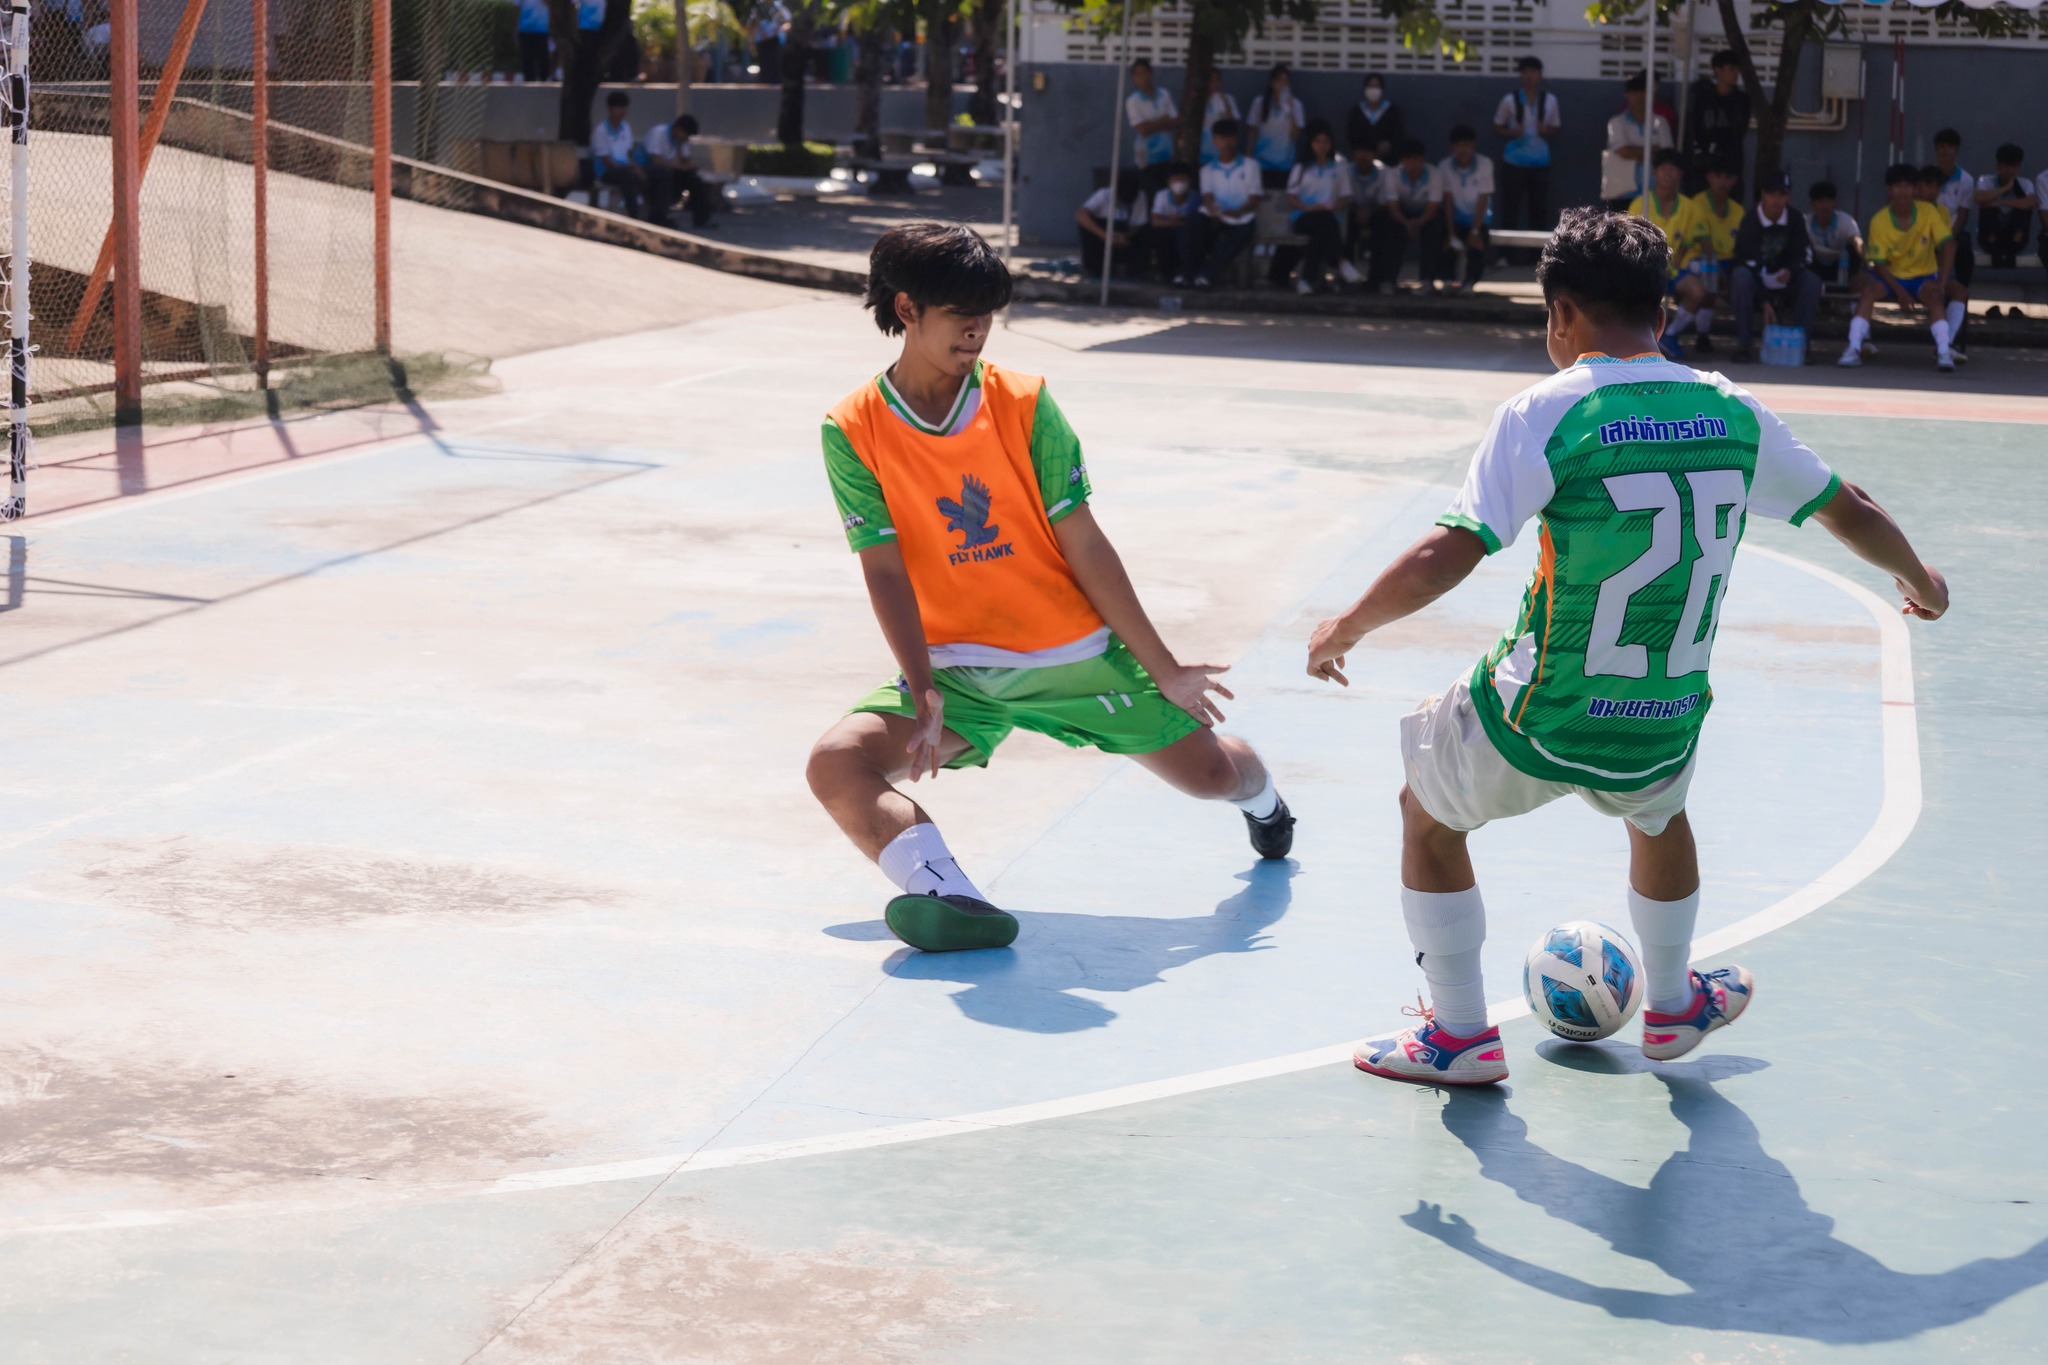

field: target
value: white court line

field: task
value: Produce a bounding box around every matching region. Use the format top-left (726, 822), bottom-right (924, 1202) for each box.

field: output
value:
top-left (2, 546), bottom-right (1919, 1237)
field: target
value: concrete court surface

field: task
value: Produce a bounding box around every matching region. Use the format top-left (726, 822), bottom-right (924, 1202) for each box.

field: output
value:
top-left (0, 294), bottom-right (2043, 1363)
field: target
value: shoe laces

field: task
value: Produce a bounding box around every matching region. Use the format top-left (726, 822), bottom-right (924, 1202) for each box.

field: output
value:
top-left (1401, 994), bottom-right (1436, 1029)
top-left (1694, 968), bottom-right (1732, 1021)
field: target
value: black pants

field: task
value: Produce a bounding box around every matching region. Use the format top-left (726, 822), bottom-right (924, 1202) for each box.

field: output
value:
top-left (1981, 207), bottom-right (2032, 267)
top-left (1079, 217), bottom-right (1145, 278)
top-left (1296, 209), bottom-right (1343, 282)
top-left (517, 31), bottom-right (552, 82)
top-left (1188, 215), bottom-right (1255, 284)
top-left (647, 166), bottom-right (718, 226)
top-left (1140, 222), bottom-right (1187, 281)
top-left (1730, 266), bottom-right (1822, 347)
top-left (586, 161), bottom-right (642, 217)
top-left (1496, 163), bottom-right (1549, 261)
top-left (1368, 210), bottom-right (1447, 289)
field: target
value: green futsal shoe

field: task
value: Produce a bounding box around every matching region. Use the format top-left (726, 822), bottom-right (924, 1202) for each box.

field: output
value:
top-left (884, 893), bottom-right (1020, 952)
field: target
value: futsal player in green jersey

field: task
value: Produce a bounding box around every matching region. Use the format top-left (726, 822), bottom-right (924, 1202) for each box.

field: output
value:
top-left (1309, 208), bottom-right (1948, 1084)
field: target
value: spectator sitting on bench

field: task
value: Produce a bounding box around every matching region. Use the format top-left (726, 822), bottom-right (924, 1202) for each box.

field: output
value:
top-left (1684, 155), bottom-right (1744, 353)
top-left (1729, 169), bottom-right (1820, 363)
top-left (1076, 172), bottom-right (1149, 279)
top-left (586, 92), bottom-right (643, 218)
top-left (1806, 180), bottom-right (1863, 286)
top-left (1144, 163), bottom-right (1198, 284)
top-left (1437, 124), bottom-right (1493, 292)
top-left (1369, 137), bottom-right (1446, 293)
top-left (1189, 119), bottom-right (1260, 288)
top-left (1839, 162), bottom-right (1966, 372)
top-left (1288, 120), bottom-right (1358, 294)
top-left (1975, 143), bottom-right (2038, 269)
top-left (1347, 141), bottom-right (1383, 275)
top-left (644, 113), bottom-right (720, 229)
top-left (1630, 149), bottom-right (1711, 360)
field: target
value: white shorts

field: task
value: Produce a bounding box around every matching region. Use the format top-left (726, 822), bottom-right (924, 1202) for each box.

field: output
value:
top-left (1400, 677), bottom-right (1695, 836)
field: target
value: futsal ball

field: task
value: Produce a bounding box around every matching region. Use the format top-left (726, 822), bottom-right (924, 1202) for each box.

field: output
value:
top-left (1522, 921), bottom-right (1644, 1042)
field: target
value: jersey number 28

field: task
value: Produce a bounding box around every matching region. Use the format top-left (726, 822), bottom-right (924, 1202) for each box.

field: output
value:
top-left (1587, 469), bottom-right (1748, 680)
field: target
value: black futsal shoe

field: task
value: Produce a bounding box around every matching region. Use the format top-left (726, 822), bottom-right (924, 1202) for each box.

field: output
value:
top-left (884, 893), bottom-right (1020, 952)
top-left (1244, 795), bottom-right (1296, 860)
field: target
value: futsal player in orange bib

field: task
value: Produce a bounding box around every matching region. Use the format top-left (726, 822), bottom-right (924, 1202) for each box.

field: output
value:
top-left (806, 223), bottom-right (1294, 952)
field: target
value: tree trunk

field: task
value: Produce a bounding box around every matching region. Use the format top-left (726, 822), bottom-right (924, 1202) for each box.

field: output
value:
top-left (924, 9), bottom-right (958, 133)
top-left (1715, 0), bottom-right (1813, 185)
top-left (854, 19), bottom-right (888, 157)
top-left (554, 0), bottom-right (635, 145)
top-left (777, 6), bottom-right (816, 146)
top-left (968, 0), bottom-right (1000, 127)
top-left (1176, 27), bottom-right (1216, 165)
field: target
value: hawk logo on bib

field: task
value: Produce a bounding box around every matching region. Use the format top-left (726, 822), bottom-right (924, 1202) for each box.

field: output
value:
top-left (937, 475), bottom-right (1002, 550)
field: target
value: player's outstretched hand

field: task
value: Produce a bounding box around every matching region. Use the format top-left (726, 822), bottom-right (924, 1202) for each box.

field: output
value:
top-left (905, 688), bottom-right (948, 781)
top-left (1157, 663), bottom-right (1234, 726)
top-left (1899, 565), bottom-right (1949, 621)
top-left (1306, 615), bottom-right (1359, 685)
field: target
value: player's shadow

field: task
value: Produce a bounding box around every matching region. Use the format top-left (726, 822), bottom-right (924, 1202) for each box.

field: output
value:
top-left (1404, 1061), bottom-right (2048, 1343)
top-left (824, 860), bottom-right (1294, 1033)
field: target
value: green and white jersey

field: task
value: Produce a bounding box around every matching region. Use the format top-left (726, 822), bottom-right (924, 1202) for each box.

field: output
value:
top-left (1440, 353), bottom-right (1841, 791)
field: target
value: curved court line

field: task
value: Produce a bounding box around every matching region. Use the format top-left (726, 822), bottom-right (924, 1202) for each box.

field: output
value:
top-left (10, 545), bottom-right (1918, 1237)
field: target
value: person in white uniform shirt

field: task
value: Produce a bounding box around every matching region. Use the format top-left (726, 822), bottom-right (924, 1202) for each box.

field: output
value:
top-left (1124, 59), bottom-right (1179, 194)
top-left (1438, 124), bottom-right (1495, 290)
top-left (644, 113), bottom-right (719, 228)
top-left (1287, 120), bottom-right (1360, 293)
top-left (1198, 67), bottom-right (1241, 167)
top-left (586, 91), bottom-right (643, 218)
top-left (1602, 72), bottom-right (1673, 209)
top-left (1190, 119), bottom-right (1261, 288)
top-left (1143, 163), bottom-right (1199, 283)
top-left (1491, 55), bottom-right (1559, 248)
top-left (1804, 180), bottom-right (1863, 285)
top-left (1075, 174), bottom-right (1149, 278)
top-left (1246, 63), bottom-right (1306, 187)
top-left (516, 0), bottom-right (552, 81)
top-left (1370, 137), bottom-right (1447, 292)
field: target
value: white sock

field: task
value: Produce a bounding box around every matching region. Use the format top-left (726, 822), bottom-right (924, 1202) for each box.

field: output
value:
top-left (1402, 886), bottom-right (1488, 1037)
top-left (1847, 315), bottom-right (1871, 352)
top-left (1931, 318), bottom-right (1952, 358)
top-left (1628, 887), bottom-right (1700, 1013)
top-left (1229, 771), bottom-right (1280, 820)
top-left (1695, 306), bottom-right (1713, 335)
top-left (877, 823), bottom-right (984, 901)
top-left (1945, 300), bottom-right (1967, 334)
top-left (1673, 307), bottom-right (1697, 334)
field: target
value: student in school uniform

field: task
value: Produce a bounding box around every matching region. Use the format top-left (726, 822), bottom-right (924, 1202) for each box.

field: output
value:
top-left (1124, 58), bottom-right (1180, 195)
top-left (1975, 143), bottom-right (2038, 269)
top-left (643, 113), bottom-right (720, 229)
top-left (1075, 174), bottom-right (1149, 278)
top-left (1347, 74), bottom-right (1404, 165)
top-left (1288, 120), bottom-right (1360, 293)
top-left (1437, 125), bottom-right (1494, 291)
top-left (1144, 163), bottom-right (1199, 284)
top-left (1805, 181), bottom-right (1864, 286)
top-left (1190, 119), bottom-right (1262, 288)
top-left (1198, 67), bottom-right (1241, 167)
top-left (516, 0), bottom-right (553, 81)
top-left (1246, 64), bottom-right (1306, 190)
top-left (1492, 56), bottom-right (1560, 248)
top-left (1370, 137), bottom-right (1447, 293)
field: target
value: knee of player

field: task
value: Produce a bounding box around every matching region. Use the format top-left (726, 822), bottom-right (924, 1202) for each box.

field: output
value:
top-left (804, 730), bottom-right (870, 799)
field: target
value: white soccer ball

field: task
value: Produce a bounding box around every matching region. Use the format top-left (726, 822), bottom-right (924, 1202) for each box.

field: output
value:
top-left (1522, 920), bottom-right (1645, 1042)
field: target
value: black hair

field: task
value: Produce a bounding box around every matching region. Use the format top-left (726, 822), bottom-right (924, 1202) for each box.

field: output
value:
top-left (606, 91), bottom-right (630, 108)
top-left (1810, 180), bottom-right (1838, 201)
top-left (1304, 116), bottom-right (1335, 147)
top-left (1934, 127), bottom-right (1961, 149)
top-left (863, 222), bottom-right (1011, 335)
top-left (1539, 208), bottom-right (1668, 328)
top-left (1364, 72), bottom-right (1387, 89)
top-left (1517, 55), bottom-right (1543, 72)
top-left (1710, 48), bottom-right (1737, 68)
top-left (1625, 71), bottom-right (1648, 92)
top-left (1165, 160), bottom-right (1194, 180)
top-left (674, 112), bottom-right (700, 137)
top-left (1706, 155), bottom-right (1737, 178)
top-left (1131, 57), bottom-right (1152, 72)
top-left (1113, 172), bottom-right (1142, 205)
top-left (1210, 117), bottom-right (1242, 141)
top-left (1917, 163), bottom-right (1942, 183)
top-left (1263, 63), bottom-right (1292, 100)
top-left (1997, 142), bottom-right (2025, 166)
top-left (1884, 162), bottom-right (1917, 187)
top-left (1652, 147), bottom-right (1684, 171)
top-left (1449, 123), bottom-right (1476, 144)
top-left (1396, 136), bottom-right (1426, 160)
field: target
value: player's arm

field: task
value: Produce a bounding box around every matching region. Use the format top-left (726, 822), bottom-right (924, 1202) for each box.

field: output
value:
top-left (1810, 482), bottom-right (1949, 620)
top-left (1053, 507), bottom-right (1232, 725)
top-left (855, 543), bottom-right (952, 778)
top-left (1306, 526), bottom-right (1486, 685)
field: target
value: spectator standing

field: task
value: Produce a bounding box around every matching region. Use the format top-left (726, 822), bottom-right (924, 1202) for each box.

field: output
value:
top-left (1976, 144), bottom-right (2038, 268)
top-left (1681, 51), bottom-right (1750, 195)
top-left (1145, 165), bottom-right (1198, 283)
top-left (1729, 170), bottom-right (1820, 363)
top-left (1492, 56), bottom-right (1560, 248)
top-left (1191, 119), bottom-right (1261, 288)
top-left (1347, 74), bottom-right (1403, 165)
top-left (1601, 72), bottom-right (1673, 209)
top-left (751, 0), bottom-right (787, 83)
top-left (1124, 59), bottom-right (1179, 195)
top-left (644, 113), bottom-right (719, 229)
top-left (1629, 150), bottom-right (1710, 359)
top-left (1437, 125), bottom-right (1494, 291)
top-left (1369, 138), bottom-right (1446, 293)
top-left (1288, 120), bottom-right (1359, 293)
top-left (516, 0), bottom-right (552, 82)
top-left (1805, 181), bottom-right (1863, 285)
top-left (1076, 174), bottom-right (1149, 279)
top-left (1198, 68), bottom-right (1241, 167)
top-left (1246, 64), bottom-right (1306, 189)
top-left (586, 91), bottom-right (642, 218)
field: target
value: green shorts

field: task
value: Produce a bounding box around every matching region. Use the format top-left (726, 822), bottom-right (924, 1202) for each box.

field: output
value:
top-left (850, 637), bottom-right (1202, 770)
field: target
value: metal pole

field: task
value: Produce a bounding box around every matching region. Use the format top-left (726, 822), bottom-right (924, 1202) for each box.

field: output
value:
top-left (253, 0), bottom-right (269, 385)
top-left (1000, 0), bottom-right (1015, 262)
top-left (373, 0), bottom-right (392, 356)
top-left (4, 0), bottom-right (29, 518)
top-left (1097, 0), bottom-right (1131, 307)
top-left (674, 0), bottom-right (691, 117)
top-left (1674, 0), bottom-right (1695, 166)
top-left (110, 0), bottom-right (141, 426)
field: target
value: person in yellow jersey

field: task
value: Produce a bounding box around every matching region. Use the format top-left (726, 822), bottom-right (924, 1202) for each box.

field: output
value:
top-left (1840, 162), bottom-right (1968, 372)
top-left (1682, 155), bottom-right (1745, 354)
top-left (1629, 150), bottom-right (1711, 360)
top-left (807, 223), bottom-right (1295, 953)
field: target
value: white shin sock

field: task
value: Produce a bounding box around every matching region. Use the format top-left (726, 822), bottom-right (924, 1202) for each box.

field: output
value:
top-left (1847, 316), bottom-right (1871, 352)
top-left (1695, 307), bottom-right (1714, 334)
top-left (877, 823), bottom-right (985, 901)
top-left (1672, 307), bottom-right (1698, 335)
top-left (1402, 886), bottom-right (1489, 1037)
top-left (1932, 319), bottom-right (1953, 357)
top-left (1628, 887), bottom-right (1701, 1013)
top-left (1945, 300), bottom-right (1967, 334)
top-left (1229, 771), bottom-right (1281, 820)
